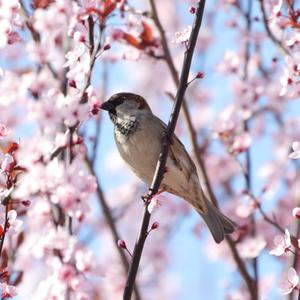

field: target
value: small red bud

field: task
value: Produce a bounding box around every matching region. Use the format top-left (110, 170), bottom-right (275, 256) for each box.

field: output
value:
top-left (78, 35), bottom-right (85, 43)
top-left (196, 71), bottom-right (205, 79)
top-left (103, 44), bottom-right (111, 51)
top-left (189, 6), bottom-right (196, 14)
top-left (117, 239), bottom-right (126, 249)
top-left (69, 80), bottom-right (77, 88)
top-left (151, 222), bottom-right (159, 230)
top-left (91, 105), bottom-right (100, 115)
top-left (22, 200), bottom-right (31, 207)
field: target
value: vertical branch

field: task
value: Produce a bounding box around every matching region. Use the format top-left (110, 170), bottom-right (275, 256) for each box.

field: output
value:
top-left (0, 203), bottom-right (9, 257)
top-left (123, 2), bottom-right (206, 299)
top-left (242, 0), bottom-right (259, 296)
top-left (288, 166), bottom-right (300, 300)
top-left (84, 157), bottom-right (142, 300)
top-left (258, 0), bottom-right (290, 56)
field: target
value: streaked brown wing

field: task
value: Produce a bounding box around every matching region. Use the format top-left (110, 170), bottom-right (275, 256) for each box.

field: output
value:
top-left (154, 116), bottom-right (198, 183)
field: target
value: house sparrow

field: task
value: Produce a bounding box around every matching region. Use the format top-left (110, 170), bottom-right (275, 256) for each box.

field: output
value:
top-left (101, 92), bottom-right (236, 243)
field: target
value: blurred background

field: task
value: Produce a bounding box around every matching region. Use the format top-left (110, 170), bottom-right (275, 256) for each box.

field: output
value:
top-left (0, 0), bottom-right (300, 299)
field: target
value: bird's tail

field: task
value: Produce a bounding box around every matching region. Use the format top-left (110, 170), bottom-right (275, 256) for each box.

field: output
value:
top-left (198, 199), bottom-right (236, 244)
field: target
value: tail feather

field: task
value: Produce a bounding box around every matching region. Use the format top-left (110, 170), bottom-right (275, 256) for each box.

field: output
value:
top-left (199, 201), bottom-right (236, 244)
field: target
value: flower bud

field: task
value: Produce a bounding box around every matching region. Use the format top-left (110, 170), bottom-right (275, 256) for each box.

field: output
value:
top-left (117, 239), bottom-right (127, 249)
top-left (103, 44), bottom-right (111, 51)
top-left (196, 71), bottom-right (205, 79)
top-left (189, 6), bottom-right (196, 14)
top-left (151, 222), bottom-right (159, 230)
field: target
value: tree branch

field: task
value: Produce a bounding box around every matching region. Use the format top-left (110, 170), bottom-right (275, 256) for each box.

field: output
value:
top-left (149, 0), bottom-right (218, 207)
top-left (123, 2), bottom-right (206, 299)
top-left (149, 1), bottom-right (258, 298)
top-left (0, 203), bottom-right (9, 257)
top-left (84, 156), bottom-right (141, 300)
top-left (258, 0), bottom-right (290, 56)
top-left (241, 0), bottom-right (259, 296)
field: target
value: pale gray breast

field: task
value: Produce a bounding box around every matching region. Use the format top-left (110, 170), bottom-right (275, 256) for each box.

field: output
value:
top-left (114, 112), bottom-right (162, 184)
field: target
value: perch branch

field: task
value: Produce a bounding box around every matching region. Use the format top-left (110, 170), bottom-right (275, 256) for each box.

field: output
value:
top-left (123, 2), bottom-right (206, 299)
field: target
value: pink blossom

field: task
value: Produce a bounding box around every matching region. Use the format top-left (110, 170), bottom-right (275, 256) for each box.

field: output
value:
top-left (0, 208), bottom-right (22, 236)
top-left (75, 250), bottom-right (94, 273)
top-left (237, 236), bottom-right (266, 259)
top-left (279, 55), bottom-right (300, 98)
top-left (0, 124), bottom-right (9, 139)
top-left (68, 20), bottom-right (87, 43)
top-left (280, 267), bottom-right (299, 295)
top-left (66, 51), bottom-right (91, 83)
top-left (0, 282), bottom-right (17, 299)
top-left (235, 199), bottom-right (255, 218)
top-left (292, 207), bottom-right (300, 218)
top-left (216, 50), bottom-right (241, 75)
top-left (58, 96), bottom-right (90, 127)
top-left (0, 154), bottom-right (14, 173)
top-left (63, 42), bottom-right (86, 68)
top-left (34, 226), bottom-right (76, 260)
top-left (7, 210), bottom-right (23, 235)
top-left (289, 142), bottom-right (300, 159)
top-left (148, 196), bottom-right (162, 214)
top-left (286, 32), bottom-right (300, 48)
top-left (172, 26), bottom-right (192, 44)
top-left (230, 132), bottom-right (252, 155)
top-left (86, 85), bottom-right (101, 114)
top-left (269, 229), bottom-right (291, 256)
top-left (58, 263), bottom-right (76, 282)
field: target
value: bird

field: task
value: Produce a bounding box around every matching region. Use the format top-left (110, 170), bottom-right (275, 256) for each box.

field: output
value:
top-left (100, 92), bottom-right (236, 243)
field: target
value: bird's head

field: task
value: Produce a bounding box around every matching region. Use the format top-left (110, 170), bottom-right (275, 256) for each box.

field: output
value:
top-left (100, 93), bottom-right (152, 118)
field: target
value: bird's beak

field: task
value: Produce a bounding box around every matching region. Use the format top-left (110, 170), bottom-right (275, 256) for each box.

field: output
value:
top-left (100, 100), bottom-right (114, 111)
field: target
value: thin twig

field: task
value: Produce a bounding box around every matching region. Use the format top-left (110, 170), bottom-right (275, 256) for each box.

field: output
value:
top-left (288, 166), bottom-right (300, 300)
top-left (258, 0), bottom-right (290, 56)
top-left (241, 0), bottom-right (259, 293)
top-left (225, 236), bottom-right (256, 294)
top-left (84, 156), bottom-right (141, 300)
top-left (19, 0), bottom-right (59, 80)
top-left (252, 195), bottom-right (285, 234)
top-left (123, 2), bottom-right (206, 299)
top-left (0, 204), bottom-right (9, 257)
top-left (80, 21), bottom-right (104, 104)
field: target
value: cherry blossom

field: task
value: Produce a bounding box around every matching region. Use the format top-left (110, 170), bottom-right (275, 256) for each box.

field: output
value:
top-left (292, 207), bottom-right (300, 219)
top-left (0, 124), bottom-right (9, 140)
top-left (280, 267), bottom-right (299, 295)
top-left (237, 236), bottom-right (266, 259)
top-left (0, 282), bottom-right (17, 299)
top-left (172, 26), bottom-right (192, 44)
top-left (289, 142), bottom-right (300, 159)
top-left (269, 229), bottom-right (292, 256)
